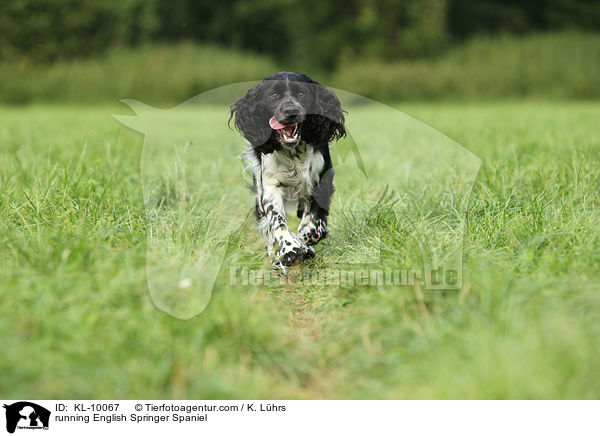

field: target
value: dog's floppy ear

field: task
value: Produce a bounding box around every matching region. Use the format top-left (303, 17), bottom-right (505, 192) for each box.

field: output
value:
top-left (302, 82), bottom-right (346, 145)
top-left (229, 83), bottom-right (272, 147)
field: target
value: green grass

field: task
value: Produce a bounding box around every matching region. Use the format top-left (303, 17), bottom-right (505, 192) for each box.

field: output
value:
top-left (0, 43), bottom-right (278, 105)
top-left (1, 32), bottom-right (598, 104)
top-left (1, 101), bottom-right (599, 399)
top-left (333, 32), bottom-right (600, 101)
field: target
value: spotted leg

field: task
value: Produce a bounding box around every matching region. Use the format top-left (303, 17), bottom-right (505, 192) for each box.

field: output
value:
top-left (298, 165), bottom-right (334, 246)
top-left (256, 185), bottom-right (314, 273)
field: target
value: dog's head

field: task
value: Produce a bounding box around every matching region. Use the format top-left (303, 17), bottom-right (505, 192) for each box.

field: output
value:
top-left (230, 72), bottom-right (345, 148)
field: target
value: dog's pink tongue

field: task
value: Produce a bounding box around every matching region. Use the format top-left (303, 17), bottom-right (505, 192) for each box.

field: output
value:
top-left (269, 116), bottom-right (286, 130)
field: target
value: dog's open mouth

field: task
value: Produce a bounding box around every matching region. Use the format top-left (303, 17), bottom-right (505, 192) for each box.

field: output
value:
top-left (269, 116), bottom-right (299, 144)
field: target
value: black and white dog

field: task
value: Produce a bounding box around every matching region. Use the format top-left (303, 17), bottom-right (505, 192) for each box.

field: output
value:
top-left (230, 72), bottom-right (345, 272)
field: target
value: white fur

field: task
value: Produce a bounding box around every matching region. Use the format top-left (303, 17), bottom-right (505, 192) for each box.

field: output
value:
top-left (242, 142), bottom-right (324, 270)
top-left (244, 143), bottom-right (324, 213)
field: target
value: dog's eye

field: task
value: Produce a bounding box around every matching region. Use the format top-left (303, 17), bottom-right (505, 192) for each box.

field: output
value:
top-left (297, 92), bottom-right (304, 97)
top-left (271, 93), bottom-right (278, 99)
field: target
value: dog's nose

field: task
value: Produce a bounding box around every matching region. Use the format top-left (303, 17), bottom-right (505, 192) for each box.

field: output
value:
top-left (282, 104), bottom-right (300, 116)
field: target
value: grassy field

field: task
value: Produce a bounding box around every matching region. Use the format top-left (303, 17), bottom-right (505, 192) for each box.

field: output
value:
top-left (1, 32), bottom-right (598, 104)
top-left (1, 101), bottom-right (599, 399)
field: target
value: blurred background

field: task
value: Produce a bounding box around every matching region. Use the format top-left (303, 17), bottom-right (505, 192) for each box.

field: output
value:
top-left (1, 0), bottom-right (599, 104)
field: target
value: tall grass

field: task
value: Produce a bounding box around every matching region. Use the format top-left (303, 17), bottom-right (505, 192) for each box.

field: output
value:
top-left (0, 32), bottom-right (598, 104)
top-left (332, 32), bottom-right (600, 101)
top-left (0, 43), bottom-right (277, 105)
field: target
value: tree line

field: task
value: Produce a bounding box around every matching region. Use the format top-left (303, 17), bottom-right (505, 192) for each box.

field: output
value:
top-left (2, 0), bottom-right (598, 68)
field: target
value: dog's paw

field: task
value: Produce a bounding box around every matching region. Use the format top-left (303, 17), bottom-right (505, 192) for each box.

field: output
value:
top-left (274, 232), bottom-right (315, 267)
top-left (272, 260), bottom-right (287, 276)
top-left (277, 244), bottom-right (306, 267)
top-left (304, 245), bottom-right (316, 259)
top-left (298, 219), bottom-right (328, 246)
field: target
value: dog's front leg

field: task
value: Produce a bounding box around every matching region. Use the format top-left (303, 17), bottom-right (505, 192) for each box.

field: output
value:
top-left (256, 185), bottom-right (314, 272)
top-left (298, 205), bottom-right (329, 246)
top-left (298, 165), bottom-right (334, 246)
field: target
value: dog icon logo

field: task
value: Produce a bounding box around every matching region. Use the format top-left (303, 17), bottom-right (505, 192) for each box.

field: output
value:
top-left (3, 402), bottom-right (50, 433)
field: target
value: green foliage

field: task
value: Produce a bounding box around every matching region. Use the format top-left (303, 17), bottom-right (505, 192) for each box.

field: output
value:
top-left (2, 0), bottom-right (598, 69)
top-left (0, 43), bottom-right (277, 105)
top-left (0, 0), bottom-right (159, 62)
top-left (332, 32), bottom-right (600, 100)
top-left (448, 0), bottom-right (600, 38)
top-left (287, 0), bottom-right (450, 70)
top-left (1, 102), bottom-right (599, 398)
top-left (0, 33), bottom-right (597, 104)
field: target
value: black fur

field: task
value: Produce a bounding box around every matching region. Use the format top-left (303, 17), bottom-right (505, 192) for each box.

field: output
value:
top-left (230, 72), bottom-right (345, 155)
top-left (230, 72), bottom-right (345, 269)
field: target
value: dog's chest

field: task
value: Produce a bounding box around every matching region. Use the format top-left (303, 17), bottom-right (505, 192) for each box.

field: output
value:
top-left (262, 144), bottom-right (324, 200)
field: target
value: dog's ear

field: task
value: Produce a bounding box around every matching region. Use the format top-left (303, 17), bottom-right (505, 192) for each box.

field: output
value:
top-left (229, 83), bottom-right (272, 147)
top-left (302, 82), bottom-right (346, 145)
